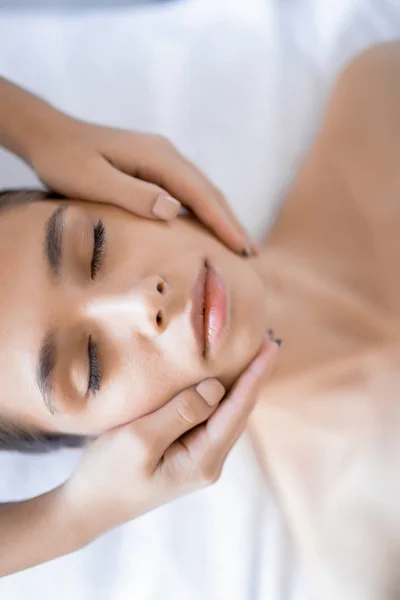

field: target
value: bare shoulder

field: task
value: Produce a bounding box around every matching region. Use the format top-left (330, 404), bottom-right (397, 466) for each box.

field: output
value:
top-left (334, 42), bottom-right (400, 91)
top-left (267, 43), bottom-right (400, 320)
top-left (323, 42), bottom-right (400, 168)
top-left (318, 42), bottom-right (400, 271)
top-left (268, 42), bottom-right (400, 242)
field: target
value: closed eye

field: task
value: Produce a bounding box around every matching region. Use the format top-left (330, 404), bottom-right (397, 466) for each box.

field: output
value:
top-left (91, 219), bottom-right (106, 279)
top-left (88, 336), bottom-right (101, 394)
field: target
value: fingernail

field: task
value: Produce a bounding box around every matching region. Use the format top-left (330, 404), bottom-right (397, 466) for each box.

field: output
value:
top-left (152, 194), bottom-right (181, 220)
top-left (241, 240), bottom-right (258, 258)
top-left (265, 329), bottom-right (282, 346)
top-left (196, 379), bottom-right (225, 406)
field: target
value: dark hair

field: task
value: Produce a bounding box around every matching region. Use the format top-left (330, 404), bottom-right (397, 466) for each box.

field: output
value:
top-left (0, 187), bottom-right (87, 453)
top-left (0, 419), bottom-right (87, 453)
top-left (0, 187), bottom-right (62, 210)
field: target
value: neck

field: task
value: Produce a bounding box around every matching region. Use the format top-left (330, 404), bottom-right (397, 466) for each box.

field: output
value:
top-left (250, 245), bottom-right (390, 397)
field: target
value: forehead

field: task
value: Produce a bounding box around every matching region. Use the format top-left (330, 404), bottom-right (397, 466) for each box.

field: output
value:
top-left (0, 198), bottom-right (56, 339)
top-left (0, 192), bottom-right (59, 240)
top-left (0, 200), bottom-right (51, 429)
top-left (0, 199), bottom-right (51, 273)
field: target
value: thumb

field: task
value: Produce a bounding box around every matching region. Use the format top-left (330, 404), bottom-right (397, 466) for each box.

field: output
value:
top-left (205, 335), bottom-right (279, 454)
top-left (134, 379), bottom-right (226, 462)
top-left (75, 156), bottom-right (181, 220)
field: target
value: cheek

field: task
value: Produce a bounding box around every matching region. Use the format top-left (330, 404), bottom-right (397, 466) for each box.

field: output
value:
top-left (113, 357), bottom-right (199, 425)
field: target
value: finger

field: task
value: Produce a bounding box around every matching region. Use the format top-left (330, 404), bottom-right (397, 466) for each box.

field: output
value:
top-left (134, 379), bottom-right (226, 461)
top-left (178, 171), bottom-right (255, 256)
top-left (183, 336), bottom-right (279, 462)
top-left (105, 135), bottom-right (254, 254)
top-left (168, 154), bottom-right (255, 252)
top-left (72, 156), bottom-right (182, 221)
top-left (180, 156), bottom-right (254, 249)
top-left (110, 137), bottom-right (254, 255)
top-left (141, 155), bottom-right (254, 255)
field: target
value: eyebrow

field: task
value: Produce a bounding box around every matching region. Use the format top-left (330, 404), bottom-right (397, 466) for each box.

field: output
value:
top-left (37, 331), bottom-right (58, 415)
top-left (44, 203), bottom-right (69, 278)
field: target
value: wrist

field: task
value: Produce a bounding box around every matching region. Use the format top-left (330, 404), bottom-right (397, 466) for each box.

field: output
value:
top-left (16, 102), bottom-right (72, 168)
top-left (60, 477), bottom-right (119, 545)
top-left (54, 483), bottom-right (96, 550)
top-left (0, 77), bottom-right (69, 164)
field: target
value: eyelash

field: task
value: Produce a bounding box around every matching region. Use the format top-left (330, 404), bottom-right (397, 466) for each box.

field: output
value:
top-left (91, 219), bottom-right (106, 279)
top-left (88, 335), bottom-right (101, 395)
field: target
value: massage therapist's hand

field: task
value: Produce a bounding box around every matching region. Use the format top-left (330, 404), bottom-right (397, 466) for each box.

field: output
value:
top-left (0, 335), bottom-right (277, 578)
top-left (64, 335), bottom-right (278, 543)
top-left (0, 77), bottom-right (254, 255)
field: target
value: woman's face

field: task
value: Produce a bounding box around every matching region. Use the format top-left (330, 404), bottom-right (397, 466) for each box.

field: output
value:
top-left (0, 194), bottom-right (267, 436)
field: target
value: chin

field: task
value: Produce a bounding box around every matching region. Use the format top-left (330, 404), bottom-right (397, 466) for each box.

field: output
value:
top-left (214, 269), bottom-right (267, 388)
top-left (219, 323), bottom-right (266, 389)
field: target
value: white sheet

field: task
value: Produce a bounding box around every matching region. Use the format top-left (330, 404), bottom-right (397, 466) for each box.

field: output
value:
top-left (0, 0), bottom-right (399, 598)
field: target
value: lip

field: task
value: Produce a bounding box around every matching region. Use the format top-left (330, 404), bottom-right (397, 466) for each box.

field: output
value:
top-left (190, 260), bottom-right (228, 357)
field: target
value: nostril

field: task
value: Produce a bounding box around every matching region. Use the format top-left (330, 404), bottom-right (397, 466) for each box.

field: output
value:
top-left (156, 310), bottom-right (163, 327)
top-left (156, 281), bottom-right (164, 294)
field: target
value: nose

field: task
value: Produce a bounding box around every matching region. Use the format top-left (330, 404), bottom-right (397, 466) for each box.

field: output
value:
top-left (85, 275), bottom-right (171, 337)
top-left (135, 275), bottom-right (170, 333)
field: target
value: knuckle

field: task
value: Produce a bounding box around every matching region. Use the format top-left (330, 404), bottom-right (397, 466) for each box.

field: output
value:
top-left (198, 462), bottom-right (222, 486)
top-left (176, 395), bottom-right (201, 427)
top-left (151, 134), bottom-right (174, 151)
